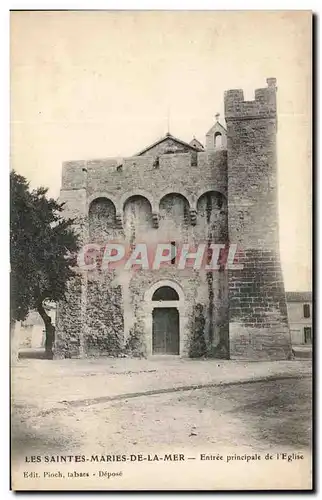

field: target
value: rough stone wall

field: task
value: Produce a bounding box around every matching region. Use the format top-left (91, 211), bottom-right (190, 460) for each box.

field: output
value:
top-left (119, 185), bottom-right (229, 355)
top-left (56, 143), bottom-right (230, 358)
top-left (159, 194), bottom-right (191, 243)
top-left (89, 197), bottom-right (119, 244)
top-left (56, 144), bottom-right (230, 357)
top-left (194, 191), bottom-right (229, 355)
top-left (55, 275), bottom-right (83, 358)
top-left (61, 150), bottom-right (228, 214)
top-left (225, 78), bottom-right (292, 360)
top-left (58, 188), bottom-right (88, 244)
top-left (195, 191), bottom-right (228, 243)
top-left (85, 270), bottom-right (124, 356)
top-left (126, 268), bottom-right (224, 356)
top-left (229, 250), bottom-right (289, 359)
top-left (123, 196), bottom-right (154, 244)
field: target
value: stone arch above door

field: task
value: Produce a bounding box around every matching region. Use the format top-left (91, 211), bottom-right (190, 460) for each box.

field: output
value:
top-left (144, 279), bottom-right (184, 304)
top-left (152, 286), bottom-right (179, 301)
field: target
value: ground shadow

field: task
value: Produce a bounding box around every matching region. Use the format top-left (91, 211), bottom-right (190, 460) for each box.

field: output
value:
top-left (18, 349), bottom-right (49, 360)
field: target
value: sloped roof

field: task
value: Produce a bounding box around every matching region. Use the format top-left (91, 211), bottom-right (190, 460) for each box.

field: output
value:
top-left (135, 132), bottom-right (201, 156)
top-left (285, 291), bottom-right (312, 303)
top-left (206, 120), bottom-right (227, 136)
top-left (189, 137), bottom-right (205, 150)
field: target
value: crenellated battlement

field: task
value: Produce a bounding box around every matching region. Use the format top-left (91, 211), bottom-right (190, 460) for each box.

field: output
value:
top-left (224, 78), bottom-right (277, 121)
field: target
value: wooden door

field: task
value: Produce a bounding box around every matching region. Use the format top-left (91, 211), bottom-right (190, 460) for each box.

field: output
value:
top-left (152, 308), bottom-right (179, 354)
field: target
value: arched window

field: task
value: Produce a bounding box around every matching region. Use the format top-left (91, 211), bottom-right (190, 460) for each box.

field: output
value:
top-left (152, 286), bottom-right (179, 301)
top-left (215, 132), bottom-right (222, 149)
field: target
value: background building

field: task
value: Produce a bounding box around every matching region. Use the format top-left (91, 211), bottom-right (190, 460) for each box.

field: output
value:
top-left (286, 292), bottom-right (312, 346)
top-left (17, 304), bottom-right (56, 350)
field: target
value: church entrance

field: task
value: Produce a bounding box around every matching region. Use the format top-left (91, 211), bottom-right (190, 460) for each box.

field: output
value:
top-left (152, 307), bottom-right (179, 355)
top-left (144, 281), bottom-right (184, 356)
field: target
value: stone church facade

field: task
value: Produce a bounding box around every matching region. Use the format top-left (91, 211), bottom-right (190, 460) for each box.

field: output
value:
top-left (55, 78), bottom-right (292, 360)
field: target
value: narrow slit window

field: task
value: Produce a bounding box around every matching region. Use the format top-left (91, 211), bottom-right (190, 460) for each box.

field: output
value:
top-left (303, 304), bottom-right (310, 318)
top-left (206, 244), bottom-right (212, 264)
top-left (171, 241), bottom-right (176, 265)
top-left (304, 327), bottom-right (312, 344)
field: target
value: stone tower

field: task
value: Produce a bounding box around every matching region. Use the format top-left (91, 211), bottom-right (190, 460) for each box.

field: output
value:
top-left (224, 78), bottom-right (292, 359)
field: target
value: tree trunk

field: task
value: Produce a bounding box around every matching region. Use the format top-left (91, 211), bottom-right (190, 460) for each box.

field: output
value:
top-left (37, 302), bottom-right (55, 360)
top-left (10, 318), bottom-right (19, 365)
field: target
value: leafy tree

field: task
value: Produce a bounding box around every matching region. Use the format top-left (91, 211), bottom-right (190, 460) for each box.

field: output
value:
top-left (10, 172), bottom-right (35, 323)
top-left (10, 171), bottom-right (80, 359)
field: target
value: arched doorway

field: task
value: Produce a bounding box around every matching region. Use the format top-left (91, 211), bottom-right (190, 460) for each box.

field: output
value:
top-left (144, 281), bottom-right (184, 356)
top-left (152, 286), bottom-right (180, 354)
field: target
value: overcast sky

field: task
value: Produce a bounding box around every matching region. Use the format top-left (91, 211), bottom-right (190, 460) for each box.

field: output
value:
top-left (10, 10), bottom-right (311, 291)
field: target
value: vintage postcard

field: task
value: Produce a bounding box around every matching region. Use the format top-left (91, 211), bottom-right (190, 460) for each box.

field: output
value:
top-left (10, 10), bottom-right (312, 491)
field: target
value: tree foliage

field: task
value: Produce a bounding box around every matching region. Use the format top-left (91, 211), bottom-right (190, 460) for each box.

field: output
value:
top-left (10, 170), bottom-right (80, 357)
top-left (10, 172), bottom-right (35, 322)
